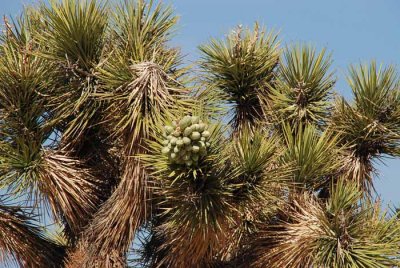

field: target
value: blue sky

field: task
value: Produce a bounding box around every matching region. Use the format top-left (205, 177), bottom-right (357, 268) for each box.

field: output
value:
top-left (0, 0), bottom-right (399, 206)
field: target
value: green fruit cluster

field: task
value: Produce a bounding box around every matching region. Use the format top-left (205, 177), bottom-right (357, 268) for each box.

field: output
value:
top-left (161, 115), bottom-right (211, 167)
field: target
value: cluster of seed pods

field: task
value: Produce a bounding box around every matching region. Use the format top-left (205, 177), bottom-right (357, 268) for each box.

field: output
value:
top-left (161, 116), bottom-right (211, 167)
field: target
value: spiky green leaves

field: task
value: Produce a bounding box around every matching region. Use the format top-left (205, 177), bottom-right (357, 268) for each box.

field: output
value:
top-left (161, 116), bottom-right (211, 167)
top-left (98, 0), bottom-right (181, 90)
top-left (112, 0), bottom-right (179, 63)
top-left (349, 62), bottom-right (400, 121)
top-left (29, 0), bottom-right (110, 144)
top-left (96, 0), bottom-right (185, 149)
top-left (105, 62), bottom-right (188, 151)
top-left (0, 16), bottom-right (54, 194)
top-left (0, 14), bottom-right (101, 239)
top-left (1, 1), bottom-right (400, 267)
top-left (270, 45), bottom-right (335, 127)
top-left (229, 127), bottom-right (290, 210)
top-left (330, 62), bottom-right (400, 192)
top-left (143, 118), bottom-right (235, 266)
top-left (220, 128), bottom-right (291, 261)
top-left (151, 165), bottom-right (234, 267)
top-left (40, 0), bottom-right (108, 71)
top-left (233, 128), bottom-right (278, 176)
top-left (336, 62), bottom-right (400, 157)
top-left (281, 124), bottom-right (344, 190)
top-left (199, 24), bottom-right (280, 132)
top-left (249, 180), bottom-right (400, 268)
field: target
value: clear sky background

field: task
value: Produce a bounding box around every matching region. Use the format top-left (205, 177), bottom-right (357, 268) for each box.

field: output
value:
top-left (0, 0), bottom-right (399, 211)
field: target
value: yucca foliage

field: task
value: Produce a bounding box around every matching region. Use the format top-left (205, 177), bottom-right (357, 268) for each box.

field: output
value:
top-left (0, 1), bottom-right (399, 268)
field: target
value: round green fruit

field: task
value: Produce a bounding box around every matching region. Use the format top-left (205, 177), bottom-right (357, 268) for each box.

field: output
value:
top-left (176, 139), bottom-right (184, 147)
top-left (201, 131), bottom-right (210, 138)
top-left (191, 116), bottom-right (200, 124)
top-left (172, 130), bottom-right (181, 137)
top-left (161, 147), bottom-right (170, 155)
top-left (164, 125), bottom-right (174, 134)
top-left (190, 132), bottom-right (201, 141)
top-left (179, 116), bottom-right (192, 129)
top-left (170, 137), bottom-right (177, 145)
top-left (183, 137), bottom-right (191, 145)
top-left (183, 127), bottom-right (193, 137)
top-left (192, 124), bottom-right (199, 131)
top-left (197, 123), bottom-right (206, 132)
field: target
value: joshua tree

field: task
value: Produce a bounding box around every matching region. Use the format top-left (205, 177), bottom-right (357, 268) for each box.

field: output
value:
top-left (1, 0), bottom-right (400, 267)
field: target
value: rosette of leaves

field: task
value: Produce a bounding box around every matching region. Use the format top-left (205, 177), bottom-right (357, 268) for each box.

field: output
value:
top-left (142, 115), bottom-right (236, 267)
top-left (218, 127), bottom-right (292, 263)
top-left (37, 0), bottom-right (109, 143)
top-left (330, 62), bottom-right (400, 193)
top-left (199, 23), bottom-right (280, 133)
top-left (0, 11), bottom-right (102, 241)
top-left (161, 115), bottom-right (211, 167)
top-left (281, 123), bottom-right (345, 192)
top-left (269, 45), bottom-right (335, 128)
top-left (246, 179), bottom-right (400, 268)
